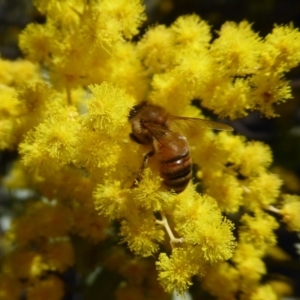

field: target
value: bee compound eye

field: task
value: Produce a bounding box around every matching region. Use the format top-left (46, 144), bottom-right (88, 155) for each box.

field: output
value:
top-left (129, 107), bottom-right (138, 119)
top-left (128, 101), bottom-right (148, 120)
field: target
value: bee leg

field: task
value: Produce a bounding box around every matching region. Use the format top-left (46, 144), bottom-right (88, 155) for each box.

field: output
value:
top-left (129, 133), bottom-right (143, 144)
top-left (131, 150), bottom-right (155, 188)
top-left (141, 149), bottom-right (154, 169)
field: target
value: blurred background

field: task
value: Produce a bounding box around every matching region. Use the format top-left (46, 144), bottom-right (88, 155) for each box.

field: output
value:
top-left (0, 0), bottom-right (300, 299)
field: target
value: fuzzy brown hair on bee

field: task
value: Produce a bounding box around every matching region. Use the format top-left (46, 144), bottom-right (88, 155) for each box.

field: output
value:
top-left (129, 101), bottom-right (233, 193)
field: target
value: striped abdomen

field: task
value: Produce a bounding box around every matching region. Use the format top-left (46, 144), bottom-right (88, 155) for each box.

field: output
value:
top-left (160, 151), bottom-right (192, 193)
top-left (153, 132), bottom-right (192, 193)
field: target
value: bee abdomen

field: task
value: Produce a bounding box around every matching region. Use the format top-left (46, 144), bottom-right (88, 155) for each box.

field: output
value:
top-left (160, 153), bottom-right (192, 193)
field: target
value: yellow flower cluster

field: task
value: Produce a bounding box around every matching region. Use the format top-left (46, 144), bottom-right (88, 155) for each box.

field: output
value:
top-left (0, 0), bottom-right (300, 298)
top-left (139, 17), bottom-right (298, 118)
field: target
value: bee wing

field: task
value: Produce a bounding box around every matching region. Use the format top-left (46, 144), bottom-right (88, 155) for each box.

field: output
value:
top-left (143, 122), bottom-right (182, 151)
top-left (169, 116), bottom-right (233, 131)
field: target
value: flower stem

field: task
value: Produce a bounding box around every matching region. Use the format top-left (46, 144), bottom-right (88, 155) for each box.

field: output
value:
top-left (156, 212), bottom-right (183, 249)
top-left (267, 205), bottom-right (281, 214)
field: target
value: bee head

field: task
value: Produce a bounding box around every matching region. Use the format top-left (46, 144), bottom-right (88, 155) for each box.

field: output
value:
top-left (128, 101), bottom-right (148, 120)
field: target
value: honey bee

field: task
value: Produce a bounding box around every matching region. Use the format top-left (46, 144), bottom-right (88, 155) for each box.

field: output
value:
top-left (129, 101), bottom-right (233, 193)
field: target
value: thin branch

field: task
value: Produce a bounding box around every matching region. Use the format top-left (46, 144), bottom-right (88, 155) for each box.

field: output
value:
top-left (241, 185), bottom-right (251, 194)
top-left (156, 212), bottom-right (183, 249)
top-left (267, 205), bottom-right (281, 214)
